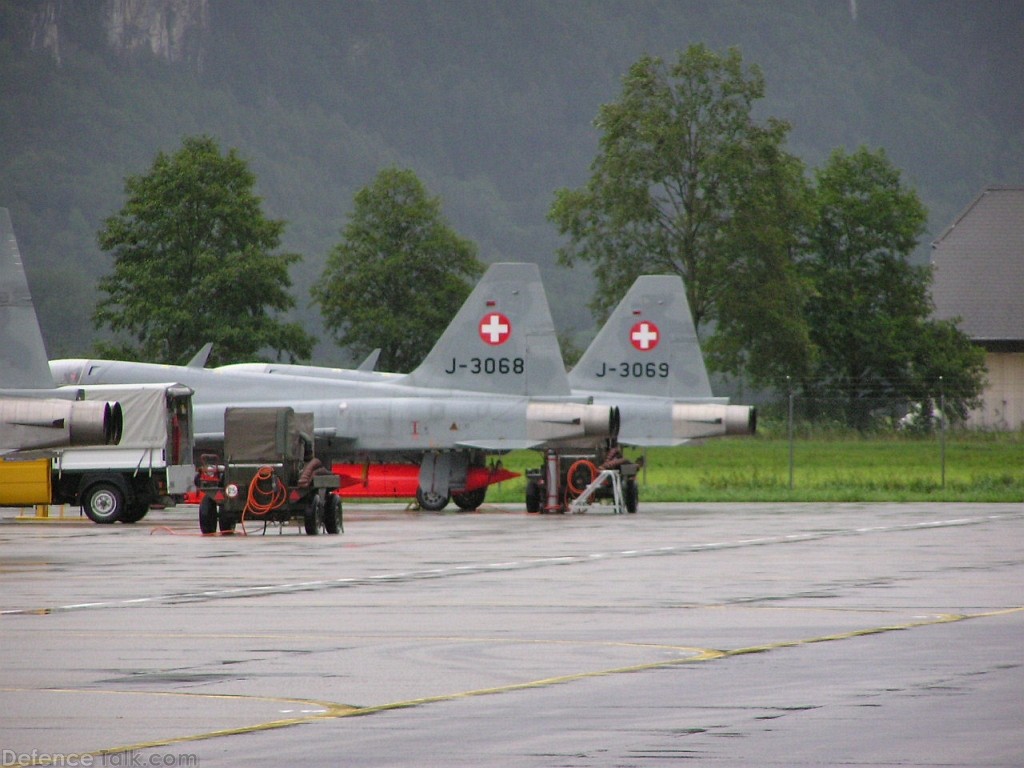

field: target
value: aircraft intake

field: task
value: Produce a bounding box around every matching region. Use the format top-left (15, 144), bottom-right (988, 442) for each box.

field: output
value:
top-left (0, 398), bottom-right (123, 452)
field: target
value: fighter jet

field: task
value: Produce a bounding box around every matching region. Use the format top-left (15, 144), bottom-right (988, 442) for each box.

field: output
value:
top-left (217, 274), bottom-right (756, 445)
top-left (194, 273), bottom-right (755, 512)
top-left (50, 263), bottom-right (619, 509)
top-left (0, 208), bottom-right (121, 454)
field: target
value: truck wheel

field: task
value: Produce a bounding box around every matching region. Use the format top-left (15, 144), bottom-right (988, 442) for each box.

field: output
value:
top-left (82, 482), bottom-right (126, 524)
top-left (304, 494), bottom-right (323, 535)
top-left (199, 496), bottom-right (218, 534)
top-left (452, 488), bottom-right (486, 511)
top-left (323, 493), bottom-right (342, 534)
top-left (121, 504), bottom-right (149, 523)
top-left (416, 487), bottom-right (449, 512)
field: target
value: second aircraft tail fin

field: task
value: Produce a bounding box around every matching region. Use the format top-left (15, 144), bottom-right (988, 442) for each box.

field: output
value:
top-left (402, 262), bottom-right (571, 396)
top-left (568, 275), bottom-right (714, 400)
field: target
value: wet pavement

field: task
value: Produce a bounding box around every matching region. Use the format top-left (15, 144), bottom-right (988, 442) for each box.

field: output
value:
top-left (1, 501), bottom-right (1022, 766)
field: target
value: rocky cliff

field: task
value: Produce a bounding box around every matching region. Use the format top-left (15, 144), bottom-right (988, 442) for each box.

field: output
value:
top-left (30, 0), bottom-right (208, 69)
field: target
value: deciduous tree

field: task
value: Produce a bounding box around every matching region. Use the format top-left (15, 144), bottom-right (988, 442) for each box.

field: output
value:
top-left (799, 146), bottom-right (985, 429)
top-left (549, 44), bottom-right (813, 385)
top-left (94, 135), bottom-right (314, 365)
top-left (312, 168), bottom-right (483, 372)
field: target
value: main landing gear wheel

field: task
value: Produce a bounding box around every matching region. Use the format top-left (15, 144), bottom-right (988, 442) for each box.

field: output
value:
top-left (452, 488), bottom-right (486, 511)
top-left (82, 482), bottom-right (126, 524)
top-left (416, 487), bottom-right (450, 512)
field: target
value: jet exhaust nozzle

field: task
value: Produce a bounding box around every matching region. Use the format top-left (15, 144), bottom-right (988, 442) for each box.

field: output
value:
top-left (669, 403), bottom-right (757, 440)
top-left (527, 402), bottom-right (619, 443)
top-left (71, 400), bottom-right (123, 446)
top-left (0, 398), bottom-right (123, 452)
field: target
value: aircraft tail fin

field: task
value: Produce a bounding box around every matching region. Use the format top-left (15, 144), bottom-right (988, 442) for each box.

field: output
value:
top-left (568, 275), bottom-right (714, 400)
top-left (186, 343), bottom-right (213, 368)
top-left (402, 263), bottom-right (571, 396)
top-left (357, 348), bottom-right (381, 372)
top-left (0, 208), bottom-right (57, 390)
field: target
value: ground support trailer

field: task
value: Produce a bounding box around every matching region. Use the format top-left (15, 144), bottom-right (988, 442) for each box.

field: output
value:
top-left (524, 447), bottom-right (639, 514)
top-left (198, 407), bottom-right (342, 535)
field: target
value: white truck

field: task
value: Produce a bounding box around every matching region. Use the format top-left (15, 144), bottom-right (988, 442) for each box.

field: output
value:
top-left (49, 383), bottom-right (196, 523)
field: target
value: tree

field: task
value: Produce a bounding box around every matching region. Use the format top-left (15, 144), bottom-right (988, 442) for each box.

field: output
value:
top-left (312, 168), bottom-right (483, 372)
top-left (549, 44), bottom-right (813, 385)
top-left (799, 146), bottom-right (985, 429)
top-left (94, 135), bottom-right (314, 365)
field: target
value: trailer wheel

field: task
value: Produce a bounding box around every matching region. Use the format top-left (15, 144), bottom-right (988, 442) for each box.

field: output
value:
top-left (198, 496), bottom-right (218, 534)
top-left (323, 493), bottom-right (342, 534)
top-left (452, 488), bottom-right (486, 511)
top-left (304, 494), bottom-right (323, 535)
top-left (218, 508), bottom-right (237, 533)
top-left (82, 482), bottom-right (126, 524)
top-left (624, 478), bottom-right (639, 514)
top-left (525, 480), bottom-right (541, 513)
top-left (528, 483), bottom-right (544, 514)
top-left (416, 487), bottom-right (449, 512)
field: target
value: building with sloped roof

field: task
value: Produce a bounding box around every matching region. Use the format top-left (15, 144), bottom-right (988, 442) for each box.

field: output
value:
top-left (931, 186), bottom-right (1024, 429)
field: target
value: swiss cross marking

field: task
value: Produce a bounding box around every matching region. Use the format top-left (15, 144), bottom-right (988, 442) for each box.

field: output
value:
top-left (479, 313), bottom-right (511, 345)
top-left (630, 321), bottom-right (660, 351)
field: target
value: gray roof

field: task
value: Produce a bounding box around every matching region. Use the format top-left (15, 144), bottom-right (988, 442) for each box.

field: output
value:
top-left (931, 186), bottom-right (1024, 342)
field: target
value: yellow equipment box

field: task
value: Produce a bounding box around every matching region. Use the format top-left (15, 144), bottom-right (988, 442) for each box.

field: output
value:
top-left (0, 458), bottom-right (52, 506)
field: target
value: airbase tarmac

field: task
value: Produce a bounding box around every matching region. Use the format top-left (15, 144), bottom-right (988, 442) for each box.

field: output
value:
top-left (1, 501), bottom-right (1022, 767)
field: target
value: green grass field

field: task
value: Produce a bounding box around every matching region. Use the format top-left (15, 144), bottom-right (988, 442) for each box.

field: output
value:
top-left (486, 430), bottom-right (1024, 503)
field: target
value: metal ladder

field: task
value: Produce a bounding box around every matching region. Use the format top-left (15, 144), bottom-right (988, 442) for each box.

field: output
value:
top-left (567, 468), bottom-right (625, 514)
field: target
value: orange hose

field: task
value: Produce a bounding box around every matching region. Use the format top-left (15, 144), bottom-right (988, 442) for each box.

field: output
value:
top-left (244, 466), bottom-right (288, 516)
top-left (565, 459), bottom-right (598, 500)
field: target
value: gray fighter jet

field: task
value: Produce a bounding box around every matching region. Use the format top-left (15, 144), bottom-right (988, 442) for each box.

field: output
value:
top-left (214, 274), bottom-right (756, 446)
top-left (0, 208), bottom-right (121, 453)
top-left (202, 272), bottom-right (756, 513)
top-left (49, 263), bottom-right (618, 509)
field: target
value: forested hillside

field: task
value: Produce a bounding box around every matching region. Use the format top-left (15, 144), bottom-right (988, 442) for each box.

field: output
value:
top-left (1, 0), bottom-right (1021, 363)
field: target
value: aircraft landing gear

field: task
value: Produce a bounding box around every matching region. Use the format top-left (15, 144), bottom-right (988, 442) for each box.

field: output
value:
top-left (416, 487), bottom-right (450, 512)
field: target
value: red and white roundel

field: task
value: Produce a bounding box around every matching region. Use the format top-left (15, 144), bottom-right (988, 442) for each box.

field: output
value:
top-left (479, 312), bottom-right (512, 345)
top-left (630, 320), bottom-right (660, 351)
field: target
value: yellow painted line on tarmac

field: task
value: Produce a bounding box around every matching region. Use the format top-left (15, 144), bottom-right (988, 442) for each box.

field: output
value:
top-left (0, 688), bottom-right (357, 765)
top-left (340, 647), bottom-right (725, 718)
top-left (8, 606), bottom-right (1023, 763)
